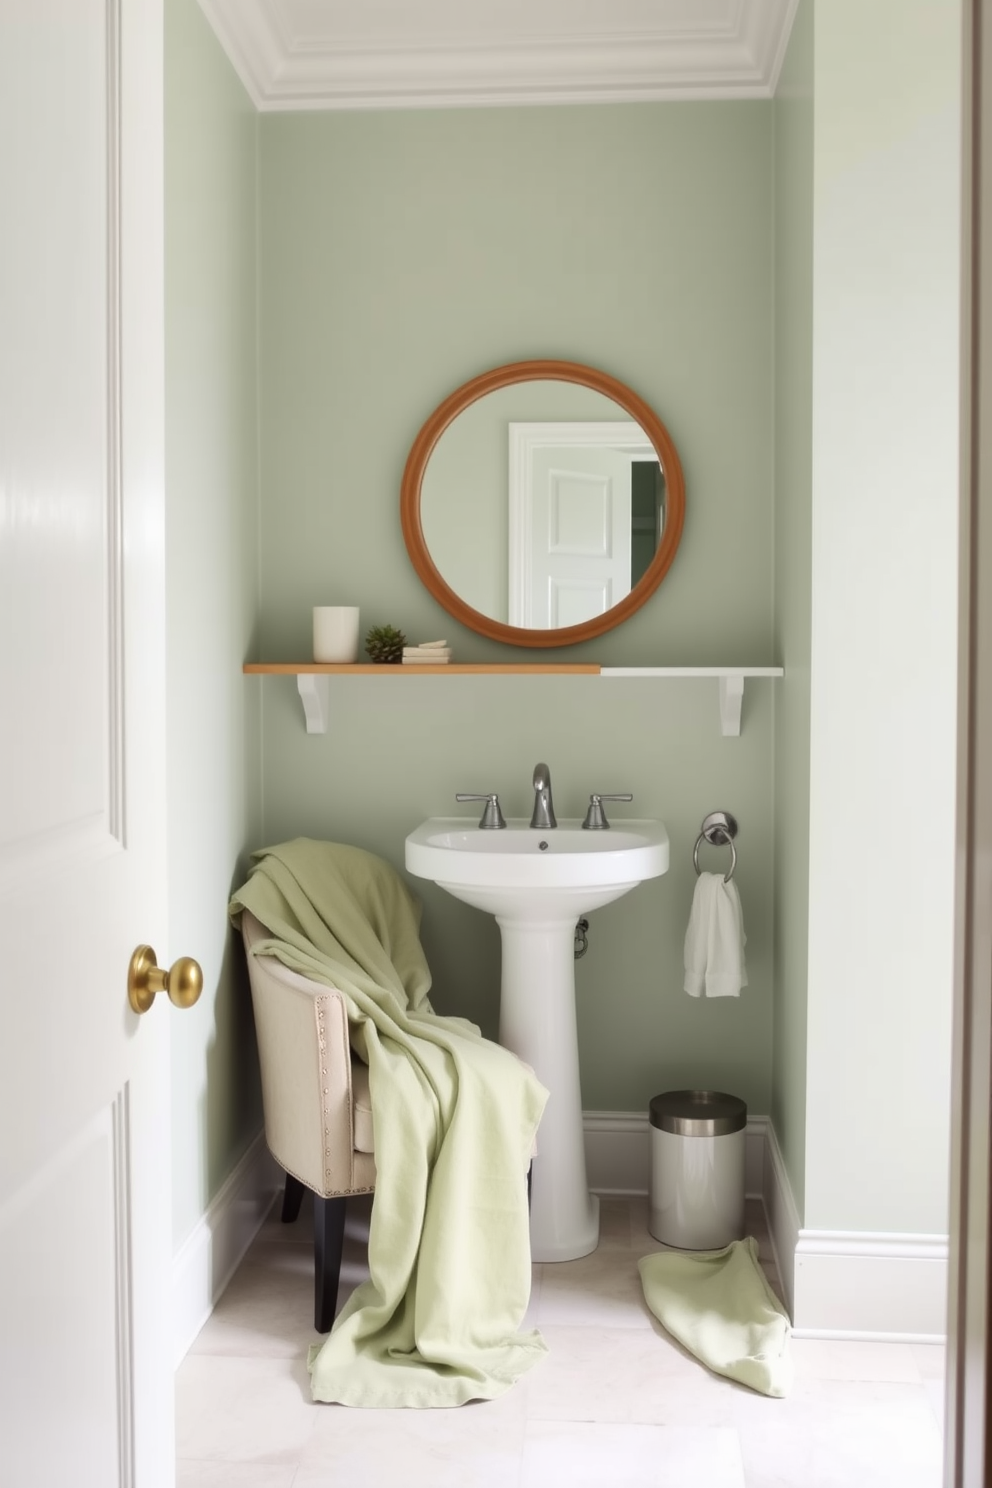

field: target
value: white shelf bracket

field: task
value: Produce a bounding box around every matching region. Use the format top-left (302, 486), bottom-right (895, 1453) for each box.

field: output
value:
top-left (719, 673), bottom-right (745, 737)
top-left (297, 674), bottom-right (330, 734)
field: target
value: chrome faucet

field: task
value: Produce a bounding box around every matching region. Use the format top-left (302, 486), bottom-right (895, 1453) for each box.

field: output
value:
top-left (530, 762), bottom-right (557, 829)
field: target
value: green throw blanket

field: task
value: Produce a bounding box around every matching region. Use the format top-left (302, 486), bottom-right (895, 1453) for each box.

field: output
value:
top-left (638, 1237), bottom-right (793, 1397)
top-left (229, 838), bottom-right (549, 1408)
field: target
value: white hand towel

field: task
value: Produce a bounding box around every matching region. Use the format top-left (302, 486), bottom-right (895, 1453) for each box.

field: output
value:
top-left (683, 872), bottom-right (748, 998)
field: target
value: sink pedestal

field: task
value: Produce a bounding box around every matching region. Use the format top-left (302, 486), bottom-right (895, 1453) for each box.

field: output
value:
top-left (404, 816), bottom-right (669, 1266)
top-left (498, 916), bottom-right (599, 1262)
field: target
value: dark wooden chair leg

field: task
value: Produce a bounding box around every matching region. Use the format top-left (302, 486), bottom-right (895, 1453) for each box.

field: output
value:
top-left (313, 1195), bottom-right (347, 1333)
top-left (281, 1172), bottom-right (305, 1224)
top-left (527, 1162), bottom-right (532, 1211)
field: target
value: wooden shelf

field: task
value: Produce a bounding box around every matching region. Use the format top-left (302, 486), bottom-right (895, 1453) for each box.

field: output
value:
top-left (242, 662), bottom-right (600, 675)
top-left (243, 662), bottom-right (783, 736)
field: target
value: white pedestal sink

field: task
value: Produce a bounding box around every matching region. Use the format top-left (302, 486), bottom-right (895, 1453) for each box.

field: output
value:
top-left (405, 817), bottom-right (669, 1261)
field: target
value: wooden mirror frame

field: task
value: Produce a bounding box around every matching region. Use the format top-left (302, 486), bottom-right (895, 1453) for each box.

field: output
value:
top-left (400, 359), bottom-right (686, 648)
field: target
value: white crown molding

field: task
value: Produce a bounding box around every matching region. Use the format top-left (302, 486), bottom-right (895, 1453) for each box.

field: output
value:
top-left (196, 0), bottom-right (800, 113)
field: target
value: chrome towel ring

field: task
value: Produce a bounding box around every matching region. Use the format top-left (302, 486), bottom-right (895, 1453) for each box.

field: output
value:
top-left (692, 810), bottom-right (739, 883)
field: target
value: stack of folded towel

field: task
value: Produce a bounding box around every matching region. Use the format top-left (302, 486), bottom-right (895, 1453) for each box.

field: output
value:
top-left (402, 639), bottom-right (452, 665)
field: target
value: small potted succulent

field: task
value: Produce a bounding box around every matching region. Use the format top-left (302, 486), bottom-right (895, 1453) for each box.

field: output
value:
top-left (364, 623), bottom-right (406, 665)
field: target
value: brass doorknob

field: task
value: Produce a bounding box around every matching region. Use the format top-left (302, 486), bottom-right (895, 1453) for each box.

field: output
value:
top-left (128, 945), bottom-right (203, 1015)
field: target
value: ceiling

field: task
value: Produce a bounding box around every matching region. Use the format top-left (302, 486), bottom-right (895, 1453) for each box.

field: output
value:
top-left (196, 0), bottom-right (800, 112)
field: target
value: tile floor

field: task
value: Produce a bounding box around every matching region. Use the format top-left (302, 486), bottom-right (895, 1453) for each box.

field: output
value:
top-left (176, 1194), bottom-right (945, 1487)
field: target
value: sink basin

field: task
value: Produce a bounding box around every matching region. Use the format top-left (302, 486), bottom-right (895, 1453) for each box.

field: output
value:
top-left (406, 814), bottom-right (669, 1262)
top-left (405, 817), bottom-right (669, 918)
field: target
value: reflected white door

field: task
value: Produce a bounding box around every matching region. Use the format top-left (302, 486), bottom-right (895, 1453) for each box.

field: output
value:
top-left (527, 446), bottom-right (633, 628)
top-left (0, 3), bottom-right (174, 1485)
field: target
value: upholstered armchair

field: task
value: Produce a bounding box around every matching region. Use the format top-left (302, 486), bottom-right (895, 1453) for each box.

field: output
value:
top-left (241, 910), bottom-right (375, 1332)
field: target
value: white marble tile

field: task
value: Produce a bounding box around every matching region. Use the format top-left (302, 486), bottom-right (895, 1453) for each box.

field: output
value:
top-left (251, 1200), bottom-right (312, 1248)
top-left (297, 1387), bottom-right (527, 1488)
top-left (923, 1377), bottom-right (945, 1429)
top-left (629, 1195), bottom-right (666, 1255)
top-left (174, 1194), bottom-right (950, 1488)
top-left (733, 1379), bottom-right (943, 1488)
top-left (911, 1342), bottom-right (946, 1380)
top-left (535, 1248), bottom-right (654, 1329)
top-left (176, 1354), bottom-right (320, 1463)
top-left (519, 1420), bottom-right (746, 1488)
top-left (175, 1352), bottom-right (220, 1454)
top-left (520, 1323), bottom-right (738, 1427)
top-left (189, 1244), bottom-right (319, 1359)
top-left (791, 1339), bottom-right (922, 1383)
top-left (597, 1197), bottom-right (635, 1250)
top-left (192, 1192), bottom-right (374, 1357)
top-left (177, 1462), bottom-right (296, 1487)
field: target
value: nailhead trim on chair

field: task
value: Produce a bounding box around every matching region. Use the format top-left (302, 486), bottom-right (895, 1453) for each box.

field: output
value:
top-left (314, 990), bottom-right (359, 1187)
top-left (316, 1002), bottom-right (331, 1182)
top-left (277, 1157), bottom-right (374, 1202)
top-left (316, 999), bottom-right (337, 1183)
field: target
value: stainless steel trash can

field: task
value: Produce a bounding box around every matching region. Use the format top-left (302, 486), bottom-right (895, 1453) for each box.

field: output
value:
top-left (649, 1090), bottom-right (746, 1250)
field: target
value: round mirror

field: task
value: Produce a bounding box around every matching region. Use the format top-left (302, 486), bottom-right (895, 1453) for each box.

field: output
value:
top-left (400, 360), bottom-right (685, 647)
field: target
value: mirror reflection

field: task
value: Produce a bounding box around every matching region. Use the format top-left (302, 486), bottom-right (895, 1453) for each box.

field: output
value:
top-left (420, 382), bottom-right (665, 630)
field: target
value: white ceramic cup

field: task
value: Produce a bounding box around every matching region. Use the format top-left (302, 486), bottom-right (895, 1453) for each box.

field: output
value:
top-left (313, 605), bottom-right (360, 663)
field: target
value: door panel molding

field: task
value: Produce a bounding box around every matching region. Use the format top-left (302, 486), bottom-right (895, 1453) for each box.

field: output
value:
top-left (0, 0), bottom-right (125, 867)
top-left (106, 0), bottom-right (125, 848)
top-left (0, 1097), bottom-right (129, 1485)
top-left (113, 1085), bottom-right (134, 1488)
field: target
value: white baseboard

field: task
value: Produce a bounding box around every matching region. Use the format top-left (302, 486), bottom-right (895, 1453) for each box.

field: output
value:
top-left (583, 1110), bottom-right (948, 1341)
top-left (582, 1109), bottom-right (767, 1201)
top-left (792, 1230), bottom-right (948, 1342)
top-left (582, 1111), bottom-right (652, 1197)
top-left (171, 1131), bottom-right (282, 1365)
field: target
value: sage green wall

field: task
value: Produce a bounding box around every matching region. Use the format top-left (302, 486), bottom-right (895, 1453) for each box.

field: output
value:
top-left (772, 0), bottom-right (813, 1216)
top-left (257, 105), bottom-right (778, 1114)
top-left (165, 0), bottom-right (263, 1250)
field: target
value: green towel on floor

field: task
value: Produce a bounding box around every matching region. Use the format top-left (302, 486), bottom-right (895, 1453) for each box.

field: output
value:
top-left (638, 1236), bottom-right (793, 1398)
top-left (230, 838), bottom-right (549, 1409)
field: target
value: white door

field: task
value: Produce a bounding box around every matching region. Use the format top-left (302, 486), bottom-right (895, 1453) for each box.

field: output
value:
top-left (528, 445), bottom-right (633, 628)
top-left (0, 3), bottom-right (176, 1485)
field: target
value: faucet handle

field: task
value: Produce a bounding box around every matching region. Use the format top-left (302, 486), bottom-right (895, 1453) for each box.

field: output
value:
top-left (582, 793), bottom-right (633, 830)
top-left (455, 793), bottom-right (507, 830)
